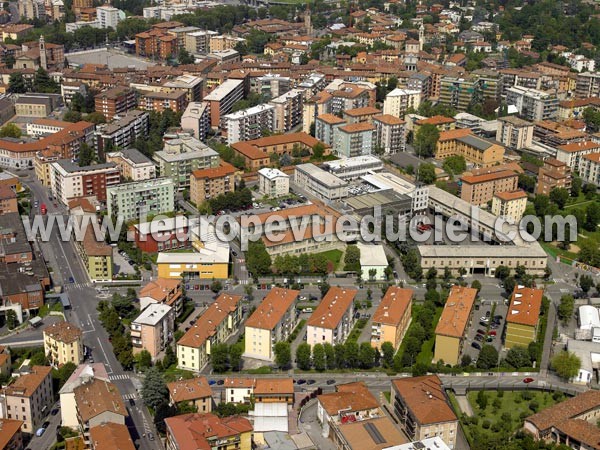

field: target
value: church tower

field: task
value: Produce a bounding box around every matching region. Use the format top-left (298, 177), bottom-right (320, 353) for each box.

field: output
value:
top-left (305, 4), bottom-right (313, 37)
top-left (39, 35), bottom-right (47, 71)
top-left (418, 23), bottom-right (425, 51)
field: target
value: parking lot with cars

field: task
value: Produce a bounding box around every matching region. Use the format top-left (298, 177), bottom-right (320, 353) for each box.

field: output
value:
top-left (462, 297), bottom-right (509, 364)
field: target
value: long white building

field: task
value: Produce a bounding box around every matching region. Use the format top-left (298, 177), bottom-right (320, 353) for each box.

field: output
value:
top-left (294, 163), bottom-right (348, 201)
top-left (324, 155), bottom-right (383, 180)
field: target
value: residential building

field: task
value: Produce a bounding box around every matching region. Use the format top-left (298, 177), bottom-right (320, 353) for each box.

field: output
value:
top-left (269, 89), bottom-right (303, 133)
top-left (105, 148), bottom-right (155, 181)
top-left (73, 378), bottom-right (127, 430)
top-left (165, 413), bottom-right (253, 450)
top-left (324, 155), bottom-right (383, 180)
top-left (491, 190), bottom-right (528, 223)
top-left (181, 102), bottom-right (210, 142)
top-left (133, 216), bottom-right (190, 254)
top-left (204, 79), bottom-right (244, 128)
top-left (579, 153), bottom-right (600, 186)
top-left (315, 114), bottom-right (346, 147)
top-left (391, 375), bottom-right (459, 448)
top-left (496, 115), bottom-right (534, 150)
top-left (385, 438), bottom-right (451, 450)
top-left (189, 162), bottom-right (236, 205)
top-left (435, 128), bottom-right (504, 167)
top-left (0, 184), bottom-right (17, 214)
top-left (373, 114), bottom-right (406, 154)
top-left (294, 163), bottom-right (348, 201)
top-left (95, 111), bottom-right (150, 156)
top-left (207, 49), bottom-right (240, 64)
top-left (18, 0), bottom-right (45, 20)
top-left (576, 72), bottom-right (600, 98)
top-left (506, 86), bottom-right (559, 122)
top-left (153, 133), bottom-right (219, 190)
top-left (94, 86), bottom-right (137, 121)
top-left (433, 286), bottom-right (477, 366)
top-left (135, 28), bottom-right (178, 60)
top-left (383, 88), bottom-right (421, 117)
top-left (414, 115), bottom-right (456, 132)
top-left (106, 178), bottom-right (175, 222)
top-left (209, 35), bottom-right (245, 53)
top-left (244, 288), bottom-right (299, 361)
top-left (333, 122), bottom-right (375, 158)
top-left (258, 168), bottom-right (289, 197)
top-left (303, 91), bottom-right (333, 134)
top-left (184, 30), bottom-right (218, 54)
top-left (138, 89), bottom-right (188, 114)
top-left (177, 293), bottom-right (242, 372)
top-left (358, 243), bottom-right (388, 280)
top-left (505, 286), bottom-right (543, 349)
top-left (15, 95), bottom-right (56, 118)
top-left (0, 418), bottom-right (23, 450)
top-left (459, 170), bottom-right (519, 206)
top-left (1, 366), bottom-right (53, 434)
top-left (167, 377), bottom-right (212, 413)
top-left (0, 346), bottom-right (10, 378)
top-left (255, 74), bottom-right (290, 99)
top-left (131, 303), bottom-right (174, 360)
top-left (223, 104), bottom-right (275, 145)
top-left (555, 141), bottom-right (600, 170)
top-left (330, 84), bottom-right (372, 116)
top-left (371, 287), bottom-right (413, 350)
top-left (253, 379), bottom-right (294, 404)
top-left (524, 390), bottom-right (600, 447)
top-left (536, 158), bottom-right (572, 195)
top-left (43, 321), bottom-right (83, 367)
top-left (439, 77), bottom-right (479, 111)
top-left (222, 378), bottom-right (255, 404)
top-left (306, 287), bottom-right (357, 347)
top-left (343, 106), bottom-right (381, 124)
top-left (50, 160), bottom-right (120, 205)
top-left (89, 423), bottom-right (135, 450)
top-left (96, 5), bottom-right (124, 28)
top-left (139, 278), bottom-right (183, 316)
top-left (75, 225), bottom-right (113, 282)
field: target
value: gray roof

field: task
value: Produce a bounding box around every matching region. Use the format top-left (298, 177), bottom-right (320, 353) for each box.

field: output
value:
top-left (498, 115), bottom-right (533, 127)
top-left (55, 160), bottom-right (117, 173)
top-left (120, 148), bottom-right (152, 165)
top-left (456, 134), bottom-right (493, 151)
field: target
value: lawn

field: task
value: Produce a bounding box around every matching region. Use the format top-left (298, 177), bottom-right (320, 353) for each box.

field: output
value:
top-left (318, 249), bottom-right (343, 270)
top-left (415, 306), bottom-right (443, 365)
top-left (162, 365), bottom-right (195, 383)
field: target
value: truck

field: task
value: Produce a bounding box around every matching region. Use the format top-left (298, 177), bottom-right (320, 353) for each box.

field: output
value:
top-left (40, 203), bottom-right (47, 215)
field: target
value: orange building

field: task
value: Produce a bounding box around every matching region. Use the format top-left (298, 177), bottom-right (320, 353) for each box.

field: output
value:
top-left (371, 287), bottom-right (413, 350)
top-left (459, 170), bottom-right (519, 206)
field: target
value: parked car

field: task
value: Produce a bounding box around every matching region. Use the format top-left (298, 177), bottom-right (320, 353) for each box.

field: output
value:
top-left (476, 329), bottom-right (486, 335)
top-left (523, 377), bottom-right (534, 384)
top-left (217, 379), bottom-right (224, 385)
top-left (129, 398), bottom-right (135, 406)
top-left (68, 276), bottom-right (74, 283)
top-left (474, 334), bottom-right (483, 342)
top-left (326, 379), bottom-right (336, 385)
top-left (480, 316), bottom-right (489, 322)
top-left (479, 321), bottom-right (489, 327)
top-left (232, 250), bottom-right (237, 257)
top-left (488, 330), bottom-right (497, 336)
top-left (51, 408), bottom-right (59, 416)
top-left (486, 336), bottom-right (494, 342)
top-left (36, 427), bottom-right (46, 437)
top-left (208, 380), bottom-right (216, 385)
top-left (471, 342), bottom-right (482, 350)
top-left (494, 315), bottom-right (503, 321)
top-left (296, 379), bottom-right (306, 385)
top-left (148, 432), bottom-right (155, 441)
top-left (307, 380), bottom-right (316, 385)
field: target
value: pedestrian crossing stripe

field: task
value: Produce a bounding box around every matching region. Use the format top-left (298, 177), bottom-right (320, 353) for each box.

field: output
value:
top-left (122, 393), bottom-right (138, 400)
top-left (64, 282), bottom-right (91, 290)
top-left (109, 374), bottom-right (130, 380)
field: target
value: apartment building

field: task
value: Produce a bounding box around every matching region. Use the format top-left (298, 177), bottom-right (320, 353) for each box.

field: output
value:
top-left (89, 423), bottom-right (135, 450)
top-left (343, 106), bottom-right (381, 124)
top-left (166, 25), bottom-right (200, 49)
top-left (165, 413), bottom-right (253, 450)
top-left (258, 168), bottom-right (289, 197)
top-left (163, 75), bottom-right (204, 103)
top-left (1, 366), bottom-right (53, 434)
top-left (167, 377), bottom-right (213, 413)
top-left (439, 77), bottom-right (478, 111)
top-left (184, 30), bottom-right (218, 53)
top-left (73, 378), bottom-right (127, 430)
top-left (496, 115), bottom-right (534, 150)
top-left (189, 162), bottom-right (236, 205)
top-left (506, 86), bottom-right (559, 122)
top-left (307, 287), bottom-right (357, 347)
top-left (330, 84), bottom-right (372, 116)
top-left (223, 104), bottom-right (275, 145)
top-left (373, 114), bottom-right (406, 154)
top-left (433, 286), bottom-right (477, 366)
top-left (76, 225), bottom-right (113, 282)
top-left (414, 115), bottom-right (456, 132)
top-left (105, 148), bottom-right (155, 182)
top-left (333, 122), bottom-right (375, 158)
top-left (459, 170), bottom-right (519, 206)
top-left (153, 133), bottom-right (219, 190)
top-left (222, 378), bottom-right (254, 404)
top-left (138, 89), bottom-right (188, 114)
top-left (294, 163), bottom-right (348, 201)
top-left (391, 375), bottom-right (459, 448)
top-left (244, 288), bottom-right (299, 361)
top-left (536, 158), bottom-right (572, 195)
top-left (576, 72), bottom-right (600, 98)
top-left (139, 278), bottom-right (183, 316)
top-left (204, 79), bottom-right (245, 128)
top-left (0, 346), bottom-right (9, 378)
top-left (505, 286), bottom-right (543, 349)
top-left (181, 101), bottom-right (210, 142)
top-left (94, 86), bottom-right (137, 121)
top-left (0, 418), bottom-right (23, 450)
top-left (0, 184), bottom-right (17, 214)
top-left (578, 153), bottom-right (600, 186)
top-left (177, 293), bottom-right (242, 372)
top-left (253, 378), bottom-right (294, 404)
top-left (555, 141), bottom-right (600, 170)
top-left (131, 303), bottom-right (174, 360)
top-left (435, 128), bottom-right (504, 167)
top-left (96, 5), bottom-right (123, 29)
top-left (210, 34), bottom-right (245, 53)
top-left (269, 89), bottom-right (303, 133)
top-left (383, 88), bottom-right (421, 117)
top-left (371, 287), bottom-right (413, 350)
top-left (95, 110), bottom-right (150, 155)
top-left (255, 74), bottom-right (290, 99)
top-left (106, 178), bottom-right (175, 222)
top-left (135, 28), bottom-right (178, 60)
top-left (43, 321), bottom-right (83, 367)
top-left (315, 114), bottom-right (346, 147)
top-left (50, 160), bottom-right (120, 204)
top-left (491, 190), bottom-right (528, 223)
top-left (303, 90), bottom-right (333, 134)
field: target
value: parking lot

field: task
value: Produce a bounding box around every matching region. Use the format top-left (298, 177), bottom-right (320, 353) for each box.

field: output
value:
top-left (462, 296), bottom-right (509, 365)
top-left (114, 248), bottom-right (136, 274)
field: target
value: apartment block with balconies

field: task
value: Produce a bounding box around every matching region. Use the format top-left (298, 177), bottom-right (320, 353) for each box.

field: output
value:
top-left (307, 287), bottom-right (357, 347)
top-left (131, 303), bottom-right (174, 360)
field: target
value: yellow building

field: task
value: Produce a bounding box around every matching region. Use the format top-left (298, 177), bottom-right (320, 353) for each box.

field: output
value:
top-left (34, 150), bottom-right (61, 186)
top-left (435, 128), bottom-right (505, 167)
top-left (156, 252), bottom-right (229, 280)
top-left (414, 115), bottom-right (456, 133)
top-left (505, 286), bottom-right (543, 349)
top-left (76, 225), bottom-right (113, 282)
top-left (244, 288), bottom-right (299, 361)
top-left (434, 286), bottom-right (477, 366)
top-left (491, 189), bottom-right (528, 223)
top-left (165, 413), bottom-right (252, 450)
top-left (43, 321), bottom-right (83, 366)
top-left (167, 377), bottom-right (213, 414)
top-left (371, 286), bottom-right (413, 350)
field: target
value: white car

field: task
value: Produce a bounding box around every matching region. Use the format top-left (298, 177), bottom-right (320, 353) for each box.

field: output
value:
top-left (480, 316), bottom-right (489, 322)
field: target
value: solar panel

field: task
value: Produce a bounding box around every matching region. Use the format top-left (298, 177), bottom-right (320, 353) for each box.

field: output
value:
top-left (363, 422), bottom-right (386, 444)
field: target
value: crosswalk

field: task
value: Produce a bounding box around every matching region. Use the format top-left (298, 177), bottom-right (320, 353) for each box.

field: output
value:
top-left (64, 282), bottom-right (91, 291)
top-left (239, 279), bottom-right (249, 285)
top-left (109, 374), bottom-right (131, 381)
top-left (122, 393), bottom-right (138, 400)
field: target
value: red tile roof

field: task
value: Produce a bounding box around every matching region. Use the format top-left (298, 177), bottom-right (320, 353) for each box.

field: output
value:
top-left (245, 288), bottom-right (298, 330)
top-left (307, 287), bottom-right (357, 330)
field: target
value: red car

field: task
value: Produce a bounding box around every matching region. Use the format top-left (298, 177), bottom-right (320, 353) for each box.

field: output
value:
top-left (488, 330), bottom-right (497, 336)
top-left (523, 377), bottom-right (534, 384)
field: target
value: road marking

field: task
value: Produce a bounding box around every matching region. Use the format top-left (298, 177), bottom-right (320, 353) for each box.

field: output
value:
top-left (122, 393), bottom-right (138, 399)
top-left (110, 374), bottom-right (131, 381)
top-left (96, 335), bottom-right (112, 372)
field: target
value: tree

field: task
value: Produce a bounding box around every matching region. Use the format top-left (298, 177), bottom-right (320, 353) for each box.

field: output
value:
top-left (5, 309), bottom-right (17, 329)
top-left (319, 281), bottom-right (330, 298)
top-left (334, 343), bottom-right (346, 369)
top-left (324, 343), bottom-right (336, 370)
top-left (0, 123), bottom-right (21, 138)
top-left (246, 241), bottom-right (272, 277)
top-left (229, 343), bottom-right (243, 372)
top-left (162, 345), bottom-right (177, 369)
top-left (558, 294), bottom-right (574, 324)
top-left (54, 362), bottom-right (77, 389)
top-left (78, 143), bottom-right (95, 167)
top-left (571, 176), bottom-right (582, 197)
top-left (63, 110), bottom-right (82, 123)
top-left (471, 280), bottom-right (482, 291)
top-left (551, 351), bottom-right (581, 381)
top-left (141, 367), bottom-right (168, 410)
top-left (84, 112), bottom-right (106, 124)
top-left (8, 72), bottom-right (28, 93)
top-left (381, 342), bottom-right (394, 368)
top-left (579, 274), bottom-right (594, 294)
top-left (135, 349), bottom-right (152, 370)
top-left (417, 163), bottom-right (436, 184)
top-left (549, 187), bottom-right (569, 209)
top-left (312, 142), bottom-right (325, 159)
top-left (312, 343), bottom-right (326, 371)
top-left (211, 280), bottom-right (223, 293)
top-left (344, 342), bottom-right (360, 368)
top-left (33, 67), bottom-right (59, 93)
top-left (274, 342), bottom-right (291, 370)
top-left (359, 342), bottom-right (376, 369)
top-left (505, 345), bottom-right (531, 368)
top-left (414, 124), bottom-right (440, 158)
top-left (178, 48), bottom-right (195, 64)
top-left (344, 245), bottom-right (361, 271)
top-left (296, 343), bottom-right (312, 370)
top-left (476, 390), bottom-right (488, 409)
top-left (503, 277), bottom-right (516, 295)
top-left (495, 265), bottom-right (510, 280)
top-left (585, 202), bottom-right (600, 232)
top-left (211, 343), bottom-right (230, 373)
top-left (442, 155), bottom-right (466, 175)
top-left (461, 354), bottom-right (472, 367)
top-left (477, 345), bottom-right (499, 369)
top-left (154, 401), bottom-right (177, 434)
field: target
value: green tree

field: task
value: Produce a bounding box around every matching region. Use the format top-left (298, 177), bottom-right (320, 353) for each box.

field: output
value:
top-left (178, 48), bottom-right (195, 64)
top-left (471, 280), bottom-right (482, 291)
top-left (343, 245), bottom-right (361, 271)
top-left (84, 112), bottom-right (106, 124)
top-left (296, 343), bottom-right (312, 370)
top-left (6, 309), bottom-right (17, 329)
top-left (211, 343), bottom-right (230, 373)
top-left (33, 67), bottom-right (59, 93)
top-left (414, 124), bottom-right (440, 158)
top-left (381, 341), bottom-right (394, 368)
top-left (211, 280), bottom-right (223, 293)
top-left (324, 343), bottom-right (336, 370)
top-left (141, 367), bottom-right (168, 410)
top-left (549, 187), bottom-right (569, 209)
top-left (476, 390), bottom-right (488, 409)
top-left (135, 349), bottom-right (152, 370)
top-left (505, 345), bottom-right (531, 368)
top-left (53, 362), bottom-right (77, 389)
top-left (359, 342), bottom-right (376, 369)
top-left (0, 123), bottom-right (21, 138)
top-left (495, 265), bottom-right (510, 280)
top-left (8, 72), bottom-right (28, 93)
top-left (334, 343), bottom-right (345, 369)
top-left (162, 345), bottom-right (177, 369)
top-left (461, 354), bottom-right (472, 367)
top-left (312, 343), bottom-right (326, 371)
top-left (246, 240), bottom-right (272, 277)
top-left (585, 202), bottom-right (600, 232)
top-left (580, 274), bottom-right (594, 294)
top-left (442, 155), bottom-right (466, 175)
top-left (558, 294), bottom-right (575, 324)
top-left (477, 345), bottom-right (499, 370)
top-left (274, 341), bottom-right (291, 370)
top-left (229, 343), bottom-right (243, 372)
top-left (551, 351), bottom-right (581, 381)
top-left (78, 143), bottom-right (95, 167)
top-left (344, 341), bottom-right (360, 368)
top-left (312, 142), bottom-right (325, 159)
top-left (571, 176), bottom-right (583, 197)
top-left (154, 401), bottom-right (177, 434)
top-left (417, 163), bottom-right (436, 184)
top-left (319, 281), bottom-right (330, 298)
